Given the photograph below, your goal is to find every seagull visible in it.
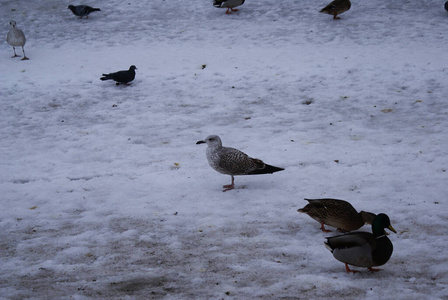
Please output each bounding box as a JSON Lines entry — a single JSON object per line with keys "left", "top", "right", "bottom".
{"left": 100, "top": 65, "right": 137, "bottom": 85}
{"left": 68, "top": 5, "right": 101, "bottom": 19}
{"left": 213, "top": 0, "right": 245, "bottom": 14}
{"left": 196, "top": 135, "right": 284, "bottom": 191}
{"left": 6, "top": 21, "right": 28, "bottom": 60}
{"left": 320, "top": 0, "right": 351, "bottom": 20}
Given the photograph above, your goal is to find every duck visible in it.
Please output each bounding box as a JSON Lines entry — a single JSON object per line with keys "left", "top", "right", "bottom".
{"left": 324, "top": 213, "right": 397, "bottom": 273}
{"left": 213, "top": 0, "right": 245, "bottom": 14}
{"left": 320, "top": 0, "right": 351, "bottom": 19}
{"left": 298, "top": 198, "right": 376, "bottom": 232}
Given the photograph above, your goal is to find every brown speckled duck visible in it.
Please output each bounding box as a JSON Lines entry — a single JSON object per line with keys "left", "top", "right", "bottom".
{"left": 324, "top": 213, "right": 396, "bottom": 273}
{"left": 298, "top": 198, "right": 376, "bottom": 232}
{"left": 320, "top": 0, "right": 351, "bottom": 19}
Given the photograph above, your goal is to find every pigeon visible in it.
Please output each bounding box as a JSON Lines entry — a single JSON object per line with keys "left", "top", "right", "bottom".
{"left": 320, "top": 0, "right": 351, "bottom": 19}
{"left": 6, "top": 21, "right": 28, "bottom": 60}
{"left": 68, "top": 5, "right": 101, "bottom": 19}
{"left": 100, "top": 65, "right": 137, "bottom": 85}
{"left": 196, "top": 135, "right": 284, "bottom": 191}
{"left": 213, "top": 0, "right": 245, "bottom": 14}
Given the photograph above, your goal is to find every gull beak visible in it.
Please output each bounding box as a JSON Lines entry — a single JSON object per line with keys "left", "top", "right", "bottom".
{"left": 196, "top": 140, "right": 205, "bottom": 145}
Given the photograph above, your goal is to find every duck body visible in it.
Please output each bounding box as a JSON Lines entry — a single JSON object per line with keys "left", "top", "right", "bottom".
{"left": 320, "top": 0, "right": 351, "bottom": 19}
{"left": 298, "top": 198, "right": 376, "bottom": 232}
{"left": 213, "top": 0, "right": 245, "bottom": 14}
{"left": 324, "top": 213, "right": 396, "bottom": 273}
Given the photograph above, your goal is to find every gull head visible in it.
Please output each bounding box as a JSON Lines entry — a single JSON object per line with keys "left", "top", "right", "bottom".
{"left": 196, "top": 135, "right": 222, "bottom": 148}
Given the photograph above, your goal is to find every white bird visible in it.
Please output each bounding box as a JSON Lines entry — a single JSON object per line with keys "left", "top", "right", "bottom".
{"left": 197, "top": 135, "right": 284, "bottom": 191}
{"left": 7, "top": 21, "right": 29, "bottom": 60}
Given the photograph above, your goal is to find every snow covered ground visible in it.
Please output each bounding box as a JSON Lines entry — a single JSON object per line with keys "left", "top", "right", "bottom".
{"left": 1, "top": 0, "right": 448, "bottom": 298}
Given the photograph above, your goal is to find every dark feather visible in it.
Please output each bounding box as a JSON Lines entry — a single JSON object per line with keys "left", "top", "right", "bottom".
{"left": 100, "top": 65, "right": 137, "bottom": 84}
{"left": 247, "top": 163, "right": 284, "bottom": 175}
{"left": 68, "top": 5, "right": 101, "bottom": 18}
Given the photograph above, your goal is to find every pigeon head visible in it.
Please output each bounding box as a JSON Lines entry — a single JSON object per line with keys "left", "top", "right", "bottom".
{"left": 130, "top": 65, "right": 137, "bottom": 71}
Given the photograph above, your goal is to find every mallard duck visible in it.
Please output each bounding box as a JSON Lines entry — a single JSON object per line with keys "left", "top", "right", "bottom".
{"left": 320, "top": 0, "right": 351, "bottom": 19}
{"left": 324, "top": 213, "right": 396, "bottom": 273}
{"left": 213, "top": 0, "right": 245, "bottom": 14}
{"left": 6, "top": 21, "right": 29, "bottom": 60}
{"left": 298, "top": 198, "right": 376, "bottom": 232}
{"left": 196, "top": 135, "right": 284, "bottom": 191}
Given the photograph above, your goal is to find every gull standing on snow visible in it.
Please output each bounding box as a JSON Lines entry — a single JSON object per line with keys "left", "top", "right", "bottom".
{"left": 213, "top": 0, "right": 245, "bottom": 14}
{"left": 6, "top": 21, "right": 29, "bottom": 60}
{"left": 196, "top": 135, "right": 284, "bottom": 191}
{"left": 68, "top": 5, "right": 101, "bottom": 19}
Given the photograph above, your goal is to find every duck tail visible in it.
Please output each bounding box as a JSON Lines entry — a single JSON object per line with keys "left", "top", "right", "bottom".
{"left": 213, "top": 0, "right": 224, "bottom": 8}
{"left": 324, "top": 241, "right": 334, "bottom": 252}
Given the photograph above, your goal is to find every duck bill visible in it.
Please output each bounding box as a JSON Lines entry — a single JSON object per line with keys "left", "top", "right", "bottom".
{"left": 388, "top": 225, "right": 397, "bottom": 234}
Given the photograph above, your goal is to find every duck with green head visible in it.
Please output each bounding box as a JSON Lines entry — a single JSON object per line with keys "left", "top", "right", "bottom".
{"left": 324, "top": 213, "right": 397, "bottom": 273}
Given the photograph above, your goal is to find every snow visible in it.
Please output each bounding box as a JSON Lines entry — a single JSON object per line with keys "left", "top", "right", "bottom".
{"left": 1, "top": 0, "right": 448, "bottom": 298}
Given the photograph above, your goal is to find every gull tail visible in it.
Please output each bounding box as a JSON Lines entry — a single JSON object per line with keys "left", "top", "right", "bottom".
{"left": 249, "top": 163, "right": 284, "bottom": 175}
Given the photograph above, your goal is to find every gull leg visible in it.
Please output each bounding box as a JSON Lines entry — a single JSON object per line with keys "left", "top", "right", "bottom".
{"left": 222, "top": 176, "right": 235, "bottom": 192}
{"left": 21, "top": 47, "right": 29, "bottom": 60}
{"left": 12, "top": 47, "right": 21, "bottom": 58}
